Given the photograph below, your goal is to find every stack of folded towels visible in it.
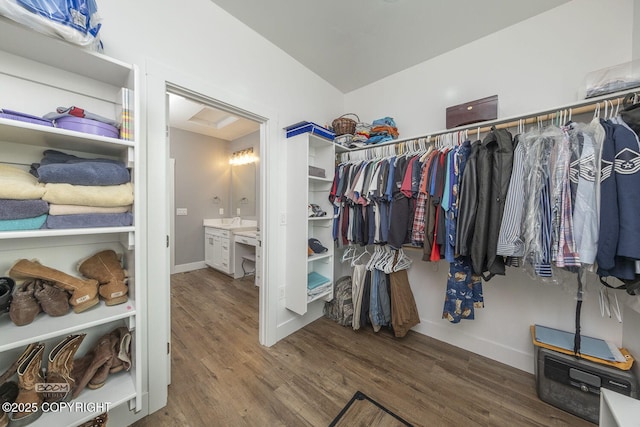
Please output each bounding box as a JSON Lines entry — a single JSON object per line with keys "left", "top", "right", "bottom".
{"left": 0, "top": 165, "right": 48, "bottom": 231}
{"left": 33, "top": 150, "right": 133, "bottom": 229}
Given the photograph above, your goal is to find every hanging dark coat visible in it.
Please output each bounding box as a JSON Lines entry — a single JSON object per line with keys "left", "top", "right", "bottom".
{"left": 471, "top": 128, "right": 514, "bottom": 279}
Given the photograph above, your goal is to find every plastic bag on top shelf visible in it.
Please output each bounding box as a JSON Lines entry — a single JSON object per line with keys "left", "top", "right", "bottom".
{"left": 0, "top": 0, "right": 102, "bottom": 50}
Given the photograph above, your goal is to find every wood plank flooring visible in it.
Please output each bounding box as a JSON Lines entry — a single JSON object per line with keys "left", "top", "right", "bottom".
{"left": 131, "top": 268, "right": 592, "bottom": 427}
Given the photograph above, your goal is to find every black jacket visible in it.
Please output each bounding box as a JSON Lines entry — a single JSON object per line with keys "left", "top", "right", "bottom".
{"left": 471, "top": 128, "right": 514, "bottom": 279}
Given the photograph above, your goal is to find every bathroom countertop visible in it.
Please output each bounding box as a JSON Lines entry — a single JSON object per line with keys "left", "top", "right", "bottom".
{"left": 203, "top": 218, "right": 257, "bottom": 231}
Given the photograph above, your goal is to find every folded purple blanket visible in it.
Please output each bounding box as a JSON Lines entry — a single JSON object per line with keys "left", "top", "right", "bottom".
{"left": 44, "top": 212, "right": 133, "bottom": 229}
{"left": 35, "top": 162, "right": 130, "bottom": 186}
{"left": 0, "top": 199, "right": 49, "bottom": 220}
{"left": 37, "top": 150, "right": 125, "bottom": 167}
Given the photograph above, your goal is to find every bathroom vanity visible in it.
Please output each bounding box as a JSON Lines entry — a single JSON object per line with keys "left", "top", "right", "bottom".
{"left": 203, "top": 218, "right": 257, "bottom": 276}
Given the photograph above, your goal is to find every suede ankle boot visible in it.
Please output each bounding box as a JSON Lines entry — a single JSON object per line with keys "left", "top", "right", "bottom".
{"left": 9, "top": 281, "right": 41, "bottom": 326}
{"left": 77, "top": 250, "right": 128, "bottom": 306}
{"left": 44, "top": 334, "right": 85, "bottom": 402}
{"left": 8, "top": 344, "right": 44, "bottom": 426}
{"left": 9, "top": 259, "right": 98, "bottom": 313}
{"left": 34, "top": 279, "right": 69, "bottom": 317}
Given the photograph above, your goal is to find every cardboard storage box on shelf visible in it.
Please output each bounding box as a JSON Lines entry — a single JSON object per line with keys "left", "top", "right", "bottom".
{"left": 584, "top": 60, "right": 640, "bottom": 98}
{"left": 285, "top": 121, "right": 335, "bottom": 140}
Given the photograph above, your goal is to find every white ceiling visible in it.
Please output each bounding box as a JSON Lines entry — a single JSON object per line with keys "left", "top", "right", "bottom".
{"left": 168, "top": 93, "right": 260, "bottom": 141}
{"left": 209, "top": 0, "right": 569, "bottom": 93}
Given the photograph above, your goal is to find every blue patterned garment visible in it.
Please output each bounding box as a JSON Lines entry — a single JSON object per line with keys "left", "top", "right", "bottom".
{"left": 443, "top": 257, "right": 483, "bottom": 323}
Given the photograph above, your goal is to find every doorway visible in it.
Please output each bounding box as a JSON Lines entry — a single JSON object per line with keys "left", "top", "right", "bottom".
{"left": 145, "top": 61, "right": 276, "bottom": 414}
{"left": 166, "top": 92, "right": 261, "bottom": 276}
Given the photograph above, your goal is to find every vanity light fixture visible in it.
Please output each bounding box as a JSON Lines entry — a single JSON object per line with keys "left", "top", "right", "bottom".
{"left": 229, "top": 147, "right": 257, "bottom": 165}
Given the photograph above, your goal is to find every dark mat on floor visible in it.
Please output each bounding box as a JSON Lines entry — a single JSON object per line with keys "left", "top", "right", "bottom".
{"left": 329, "top": 391, "right": 413, "bottom": 427}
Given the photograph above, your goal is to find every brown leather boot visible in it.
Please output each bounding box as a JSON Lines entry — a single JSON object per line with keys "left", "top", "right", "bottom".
{"left": 71, "top": 333, "right": 113, "bottom": 398}
{"left": 0, "top": 343, "right": 38, "bottom": 386}
{"left": 9, "top": 281, "right": 41, "bottom": 326}
{"left": 110, "top": 327, "right": 132, "bottom": 374}
{"left": 34, "top": 279, "right": 69, "bottom": 317}
{"left": 78, "top": 250, "right": 128, "bottom": 306}
{"left": 44, "top": 334, "right": 85, "bottom": 402}
{"left": 9, "top": 259, "right": 98, "bottom": 313}
{"left": 8, "top": 343, "right": 44, "bottom": 426}
{"left": 88, "top": 326, "right": 132, "bottom": 390}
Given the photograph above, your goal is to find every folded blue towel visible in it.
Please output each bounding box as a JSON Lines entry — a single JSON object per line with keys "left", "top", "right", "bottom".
{"left": 38, "top": 149, "right": 125, "bottom": 167}
{"left": 0, "top": 199, "right": 49, "bottom": 220}
{"left": 0, "top": 214, "right": 47, "bottom": 231}
{"left": 45, "top": 212, "right": 133, "bottom": 229}
{"left": 36, "top": 162, "right": 130, "bottom": 186}
{"left": 307, "top": 271, "right": 330, "bottom": 290}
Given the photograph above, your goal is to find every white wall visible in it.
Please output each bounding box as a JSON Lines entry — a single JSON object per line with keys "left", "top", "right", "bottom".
{"left": 94, "top": 0, "right": 344, "bottom": 413}
{"left": 344, "top": 0, "right": 635, "bottom": 373}
{"left": 170, "top": 127, "right": 229, "bottom": 267}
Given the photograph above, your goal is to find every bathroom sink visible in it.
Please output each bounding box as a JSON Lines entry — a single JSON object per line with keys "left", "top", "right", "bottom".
{"left": 203, "top": 218, "right": 257, "bottom": 231}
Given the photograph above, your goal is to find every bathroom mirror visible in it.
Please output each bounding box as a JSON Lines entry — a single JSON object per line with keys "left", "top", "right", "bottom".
{"left": 231, "top": 162, "right": 256, "bottom": 218}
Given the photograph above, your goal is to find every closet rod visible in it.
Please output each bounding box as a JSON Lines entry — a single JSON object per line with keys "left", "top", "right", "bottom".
{"left": 344, "top": 87, "right": 640, "bottom": 154}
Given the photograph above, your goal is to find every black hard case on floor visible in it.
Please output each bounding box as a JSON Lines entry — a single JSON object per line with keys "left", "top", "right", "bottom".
{"left": 535, "top": 346, "right": 638, "bottom": 424}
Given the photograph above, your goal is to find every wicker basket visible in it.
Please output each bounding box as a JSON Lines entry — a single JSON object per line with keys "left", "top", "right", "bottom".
{"left": 332, "top": 113, "right": 359, "bottom": 136}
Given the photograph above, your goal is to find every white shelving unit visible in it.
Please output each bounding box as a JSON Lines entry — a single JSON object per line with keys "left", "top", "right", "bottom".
{"left": 0, "top": 18, "right": 144, "bottom": 426}
{"left": 285, "top": 133, "right": 335, "bottom": 315}
{"left": 599, "top": 388, "right": 640, "bottom": 427}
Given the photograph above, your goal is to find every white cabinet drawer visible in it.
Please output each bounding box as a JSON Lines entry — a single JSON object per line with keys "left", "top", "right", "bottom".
{"left": 235, "top": 235, "right": 257, "bottom": 246}
{"left": 205, "top": 227, "right": 230, "bottom": 238}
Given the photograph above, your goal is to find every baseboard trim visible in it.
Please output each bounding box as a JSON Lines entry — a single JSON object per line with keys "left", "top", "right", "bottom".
{"left": 412, "top": 319, "right": 535, "bottom": 374}
{"left": 276, "top": 300, "right": 325, "bottom": 342}
{"left": 173, "top": 261, "right": 207, "bottom": 274}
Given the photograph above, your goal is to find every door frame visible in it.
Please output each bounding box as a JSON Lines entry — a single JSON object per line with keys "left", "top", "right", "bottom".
{"left": 145, "top": 59, "right": 277, "bottom": 413}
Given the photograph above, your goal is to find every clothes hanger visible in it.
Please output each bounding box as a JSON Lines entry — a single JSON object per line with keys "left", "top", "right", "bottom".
{"left": 393, "top": 249, "right": 413, "bottom": 271}
{"left": 599, "top": 284, "right": 622, "bottom": 322}
{"left": 351, "top": 245, "right": 370, "bottom": 267}
{"left": 341, "top": 245, "right": 355, "bottom": 263}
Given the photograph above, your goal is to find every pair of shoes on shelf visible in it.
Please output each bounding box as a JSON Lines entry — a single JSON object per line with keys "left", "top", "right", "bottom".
{"left": 9, "top": 259, "right": 99, "bottom": 314}
{"left": 77, "top": 250, "right": 128, "bottom": 307}
{"left": 8, "top": 249, "right": 129, "bottom": 314}
{"left": 72, "top": 327, "right": 131, "bottom": 399}
{"left": 9, "top": 279, "right": 70, "bottom": 326}
{"left": 0, "top": 333, "right": 94, "bottom": 426}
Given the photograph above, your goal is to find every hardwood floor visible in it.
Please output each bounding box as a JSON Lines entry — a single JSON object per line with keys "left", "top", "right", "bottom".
{"left": 131, "top": 268, "right": 592, "bottom": 427}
